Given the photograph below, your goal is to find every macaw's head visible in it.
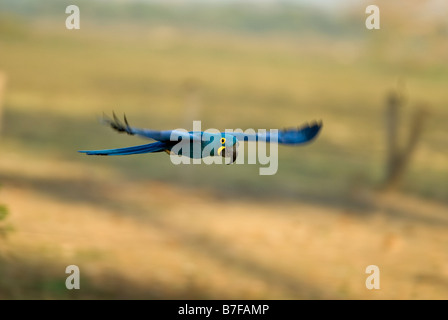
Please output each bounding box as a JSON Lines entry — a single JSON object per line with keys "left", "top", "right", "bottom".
{"left": 217, "top": 133, "right": 239, "bottom": 164}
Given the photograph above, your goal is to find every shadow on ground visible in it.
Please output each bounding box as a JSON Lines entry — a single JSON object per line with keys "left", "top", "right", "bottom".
{"left": 0, "top": 252, "right": 214, "bottom": 299}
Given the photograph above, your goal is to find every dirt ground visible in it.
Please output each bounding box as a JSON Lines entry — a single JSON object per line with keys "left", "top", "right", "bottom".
{"left": 1, "top": 152, "right": 447, "bottom": 299}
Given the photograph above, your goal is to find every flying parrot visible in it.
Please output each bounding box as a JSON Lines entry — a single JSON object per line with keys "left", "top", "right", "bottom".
{"left": 78, "top": 113, "right": 322, "bottom": 164}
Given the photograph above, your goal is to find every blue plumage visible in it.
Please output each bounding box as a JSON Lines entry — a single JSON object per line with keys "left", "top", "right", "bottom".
{"left": 230, "top": 122, "right": 322, "bottom": 144}
{"left": 80, "top": 141, "right": 167, "bottom": 156}
{"left": 78, "top": 113, "right": 322, "bottom": 164}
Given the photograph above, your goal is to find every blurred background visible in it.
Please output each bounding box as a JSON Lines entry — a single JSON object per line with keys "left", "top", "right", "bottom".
{"left": 0, "top": 0, "right": 447, "bottom": 299}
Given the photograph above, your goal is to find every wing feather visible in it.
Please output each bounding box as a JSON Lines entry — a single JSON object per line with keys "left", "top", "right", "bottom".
{"left": 230, "top": 121, "right": 322, "bottom": 145}
{"left": 102, "top": 113, "right": 200, "bottom": 142}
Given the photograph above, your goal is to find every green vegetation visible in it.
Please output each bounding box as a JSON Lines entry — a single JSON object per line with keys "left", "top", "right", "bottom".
{"left": 0, "top": 201, "right": 10, "bottom": 238}
{"left": 0, "top": 4, "right": 446, "bottom": 201}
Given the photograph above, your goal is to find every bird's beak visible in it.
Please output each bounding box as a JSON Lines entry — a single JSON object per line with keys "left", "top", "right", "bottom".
{"left": 224, "top": 144, "right": 238, "bottom": 165}
{"left": 217, "top": 146, "right": 225, "bottom": 156}
{"left": 229, "top": 148, "right": 238, "bottom": 164}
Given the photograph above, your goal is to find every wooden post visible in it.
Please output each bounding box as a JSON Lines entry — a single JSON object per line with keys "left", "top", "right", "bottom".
{"left": 383, "top": 89, "right": 428, "bottom": 191}
{"left": 385, "top": 90, "right": 402, "bottom": 185}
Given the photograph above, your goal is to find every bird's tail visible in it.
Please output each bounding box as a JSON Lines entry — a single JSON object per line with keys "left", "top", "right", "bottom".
{"left": 79, "top": 141, "right": 167, "bottom": 156}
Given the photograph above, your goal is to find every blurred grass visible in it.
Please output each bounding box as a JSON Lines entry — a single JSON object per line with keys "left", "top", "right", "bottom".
{"left": 0, "top": 0, "right": 447, "bottom": 299}
{"left": 0, "top": 19, "right": 446, "bottom": 201}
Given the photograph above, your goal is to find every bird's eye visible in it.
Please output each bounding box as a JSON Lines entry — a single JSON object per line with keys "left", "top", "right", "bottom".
{"left": 220, "top": 138, "right": 226, "bottom": 144}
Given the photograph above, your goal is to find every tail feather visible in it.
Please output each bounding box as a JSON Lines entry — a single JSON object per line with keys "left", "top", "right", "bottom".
{"left": 79, "top": 141, "right": 167, "bottom": 156}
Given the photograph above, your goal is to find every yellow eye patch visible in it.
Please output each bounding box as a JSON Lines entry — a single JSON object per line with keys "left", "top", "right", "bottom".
{"left": 220, "top": 137, "right": 226, "bottom": 144}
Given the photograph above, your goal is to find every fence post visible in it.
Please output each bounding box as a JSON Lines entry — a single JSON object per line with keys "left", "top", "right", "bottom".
{"left": 383, "top": 89, "right": 428, "bottom": 191}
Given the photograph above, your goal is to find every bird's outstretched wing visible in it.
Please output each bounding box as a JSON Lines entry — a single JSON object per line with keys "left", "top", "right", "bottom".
{"left": 230, "top": 121, "right": 322, "bottom": 145}
{"left": 79, "top": 141, "right": 168, "bottom": 156}
{"left": 102, "top": 113, "right": 200, "bottom": 142}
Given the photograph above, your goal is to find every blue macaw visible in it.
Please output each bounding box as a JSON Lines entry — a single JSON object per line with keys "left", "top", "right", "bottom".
{"left": 79, "top": 113, "right": 322, "bottom": 164}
